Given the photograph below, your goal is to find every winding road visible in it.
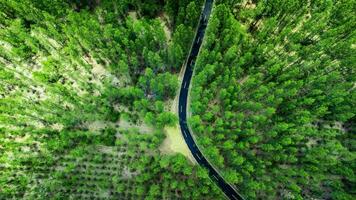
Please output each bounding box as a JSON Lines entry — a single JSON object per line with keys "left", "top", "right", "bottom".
{"left": 178, "top": 0, "right": 245, "bottom": 200}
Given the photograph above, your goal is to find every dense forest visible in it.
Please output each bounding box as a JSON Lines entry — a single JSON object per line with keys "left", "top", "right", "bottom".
{"left": 1, "top": 0, "right": 355, "bottom": 200}
{"left": 0, "top": 0, "right": 225, "bottom": 199}
{"left": 190, "top": 0, "right": 355, "bottom": 199}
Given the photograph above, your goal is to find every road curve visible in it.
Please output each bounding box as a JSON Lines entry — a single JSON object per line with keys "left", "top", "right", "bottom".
{"left": 178, "top": 0, "right": 246, "bottom": 200}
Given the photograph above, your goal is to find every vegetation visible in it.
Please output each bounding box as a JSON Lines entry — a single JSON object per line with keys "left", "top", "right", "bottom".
{"left": 0, "top": 0, "right": 224, "bottom": 199}
{"left": 190, "top": 1, "right": 355, "bottom": 199}
{"left": 1, "top": 0, "right": 355, "bottom": 200}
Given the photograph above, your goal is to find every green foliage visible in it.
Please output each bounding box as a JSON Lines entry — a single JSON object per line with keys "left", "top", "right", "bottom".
{"left": 190, "top": 1, "right": 356, "bottom": 199}
{"left": 130, "top": 154, "right": 224, "bottom": 200}
{"left": 0, "top": 0, "right": 224, "bottom": 199}
{"left": 138, "top": 68, "right": 178, "bottom": 100}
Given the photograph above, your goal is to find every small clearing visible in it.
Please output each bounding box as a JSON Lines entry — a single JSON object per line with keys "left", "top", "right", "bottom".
{"left": 238, "top": 75, "right": 249, "bottom": 84}
{"left": 117, "top": 119, "right": 153, "bottom": 134}
{"left": 86, "top": 119, "right": 153, "bottom": 134}
{"left": 244, "top": 0, "right": 256, "bottom": 9}
{"left": 159, "top": 125, "right": 196, "bottom": 164}
{"left": 87, "top": 120, "right": 108, "bottom": 132}
{"left": 51, "top": 123, "right": 64, "bottom": 131}
{"left": 128, "top": 11, "right": 138, "bottom": 21}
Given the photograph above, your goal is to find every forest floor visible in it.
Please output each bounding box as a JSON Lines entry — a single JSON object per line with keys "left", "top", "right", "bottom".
{"left": 128, "top": 11, "right": 138, "bottom": 21}
{"left": 158, "top": 12, "right": 171, "bottom": 41}
{"left": 117, "top": 119, "right": 153, "bottom": 134}
{"left": 86, "top": 119, "right": 153, "bottom": 134}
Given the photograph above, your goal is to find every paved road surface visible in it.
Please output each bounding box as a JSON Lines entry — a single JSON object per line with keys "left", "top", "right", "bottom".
{"left": 178, "top": 0, "right": 245, "bottom": 200}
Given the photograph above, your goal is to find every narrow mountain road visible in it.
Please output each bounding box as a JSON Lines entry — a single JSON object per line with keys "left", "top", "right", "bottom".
{"left": 178, "top": 0, "right": 245, "bottom": 200}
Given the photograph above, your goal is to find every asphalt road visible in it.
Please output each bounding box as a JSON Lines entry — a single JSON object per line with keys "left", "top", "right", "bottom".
{"left": 178, "top": 0, "right": 245, "bottom": 200}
